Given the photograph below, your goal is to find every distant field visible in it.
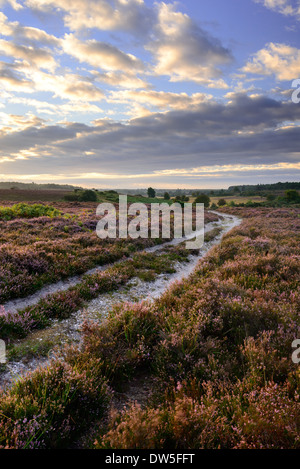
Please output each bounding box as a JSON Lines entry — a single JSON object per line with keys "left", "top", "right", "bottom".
{"left": 0, "top": 189, "right": 170, "bottom": 205}
{"left": 186, "top": 195, "right": 265, "bottom": 204}
{"left": 210, "top": 195, "right": 266, "bottom": 204}
{"left": 0, "top": 190, "right": 267, "bottom": 206}
{"left": 0, "top": 189, "right": 72, "bottom": 202}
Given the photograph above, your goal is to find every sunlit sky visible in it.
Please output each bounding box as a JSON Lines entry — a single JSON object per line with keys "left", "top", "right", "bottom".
{"left": 0, "top": 0, "right": 300, "bottom": 189}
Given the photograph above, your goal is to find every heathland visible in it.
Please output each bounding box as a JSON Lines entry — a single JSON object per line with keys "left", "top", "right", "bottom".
{"left": 0, "top": 193, "right": 299, "bottom": 449}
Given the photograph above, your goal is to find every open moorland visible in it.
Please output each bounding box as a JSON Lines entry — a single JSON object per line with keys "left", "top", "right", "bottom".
{"left": 0, "top": 200, "right": 299, "bottom": 449}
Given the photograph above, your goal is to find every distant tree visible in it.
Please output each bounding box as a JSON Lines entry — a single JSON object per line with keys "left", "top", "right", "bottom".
{"left": 164, "top": 192, "right": 170, "bottom": 200}
{"left": 266, "top": 194, "right": 276, "bottom": 201}
{"left": 147, "top": 187, "right": 156, "bottom": 198}
{"left": 218, "top": 198, "right": 227, "bottom": 206}
{"left": 233, "top": 186, "right": 240, "bottom": 193}
{"left": 175, "top": 194, "right": 190, "bottom": 202}
{"left": 194, "top": 194, "right": 210, "bottom": 208}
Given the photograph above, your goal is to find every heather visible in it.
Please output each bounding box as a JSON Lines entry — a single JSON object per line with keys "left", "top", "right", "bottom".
{"left": 94, "top": 207, "right": 300, "bottom": 449}
{"left": 97, "top": 376, "right": 300, "bottom": 449}
{"left": 0, "top": 207, "right": 299, "bottom": 449}
{"left": 0, "top": 355, "right": 110, "bottom": 449}
{"left": 0, "top": 202, "right": 218, "bottom": 303}
{"left": 0, "top": 244, "right": 193, "bottom": 340}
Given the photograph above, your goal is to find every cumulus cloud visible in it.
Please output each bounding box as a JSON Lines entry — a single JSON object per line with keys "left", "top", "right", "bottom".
{"left": 243, "top": 42, "right": 300, "bottom": 81}
{"left": 0, "top": 12, "right": 60, "bottom": 46}
{"left": 0, "top": 112, "right": 46, "bottom": 133}
{"left": 24, "top": 0, "right": 155, "bottom": 35}
{"left": 8, "top": 96, "right": 104, "bottom": 116}
{"left": 0, "top": 61, "right": 34, "bottom": 92}
{"left": 0, "top": 51, "right": 104, "bottom": 101}
{"left": 0, "top": 39, "right": 58, "bottom": 71}
{"left": 91, "top": 70, "right": 149, "bottom": 90}
{"left": 108, "top": 89, "right": 213, "bottom": 117}
{"left": 0, "top": 13, "right": 60, "bottom": 73}
{"left": 0, "top": 0, "right": 23, "bottom": 10}
{"left": 31, "top": 70, "right": 105, "bottom": 101}
{"left": 254, "top": 0, "right": 300, "bottom": 19}
{"left": 62, "top": 34, "right": 144, "bottom": 72}
{"left": 147, "top": 3, "right": 232, "bottom": 86}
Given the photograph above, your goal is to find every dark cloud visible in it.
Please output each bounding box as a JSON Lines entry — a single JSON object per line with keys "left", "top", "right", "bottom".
{"left": 0, "top": 94, "right": 299, "bottom": 180}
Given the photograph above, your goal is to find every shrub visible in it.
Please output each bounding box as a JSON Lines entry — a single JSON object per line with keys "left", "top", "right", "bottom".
{"left": 194, "top": 194, "right": 210, "bottom": 208}
{"left": 218, "top": 199, "right": 227, "bottom": 206}
{"left": 79, "top": 190, "right": 98, "bottom": 202}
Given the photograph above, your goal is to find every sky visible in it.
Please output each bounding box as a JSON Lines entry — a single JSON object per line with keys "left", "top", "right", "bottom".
{"left": 0, "top": 0, "right": 299, "bottom": 189}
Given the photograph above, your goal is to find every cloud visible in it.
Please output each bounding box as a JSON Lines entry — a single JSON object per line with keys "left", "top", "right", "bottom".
{"left": 31, "top": 70, "right": 105, "bottom": 101}
{"left": 243, "top": 42, "right": 300, "bottom": 81}
{"left": 108, "top": 89, "right": 213, "bottom": 117}
{"left": 0, "top": 61, "right": 34, "bottom": 92}
{"left": 0, "top": 13, "right": 60, "bottom": 72}
{"left": 147, "top": 2, "right": 232, "bottom": 86}
{"left": 0, "top": 57, "right": 104, "bottom": 101}
{"left": 254, "top": 0, "right": 300, "bottom": 19}
{"left": 0, "top": 112, "right": 46, "bottom": 133}
{"left": 0, "top": 15, "right": 106, "bottom": 101}
{"left": 62, "top": 34, "right": 144, "bottom": 72}
{"left": 0, "top": 94, "right": 299, "bottom": 180}
{"left": 0, "top": 38, "right": 58, "bottom": 71}
{"left": 8, "top": 96, "right": 104, "bottom": 116}
{"left": 0, "top": 12, "right": 60, "bottom": 47}
{"left": 91, "top": 70, "right": 149, "bottom": 90}
{"left": 0, "top": 0, "right": 23, "bottom": 10}
{"left": 24, "top": 0, "right": 155, "bottom": 35}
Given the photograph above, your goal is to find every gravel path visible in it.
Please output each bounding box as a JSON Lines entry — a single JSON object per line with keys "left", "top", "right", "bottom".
{"left": 0, "top": 212, "right": 241, "bottom": 389}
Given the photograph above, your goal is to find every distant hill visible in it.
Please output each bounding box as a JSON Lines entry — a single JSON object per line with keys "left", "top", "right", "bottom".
{"left": 0, "top": 182, "right": 82, "bottom": 191}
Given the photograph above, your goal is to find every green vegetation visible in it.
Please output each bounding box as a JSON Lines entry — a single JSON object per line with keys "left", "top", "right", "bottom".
{"left": 0, "top": 203, "right": 61, "bottom": 220}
